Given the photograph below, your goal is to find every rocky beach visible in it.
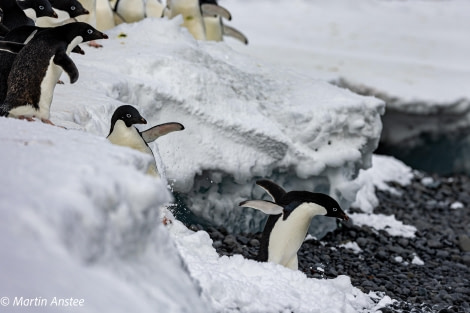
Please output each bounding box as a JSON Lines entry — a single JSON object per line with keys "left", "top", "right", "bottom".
{"left": 199, "top": 169, "right": 470, "bottom": 313}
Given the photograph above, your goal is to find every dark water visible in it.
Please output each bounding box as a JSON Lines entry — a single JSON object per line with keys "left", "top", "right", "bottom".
{"left": 377, "top": 133, "right": 470, "bottom": 175}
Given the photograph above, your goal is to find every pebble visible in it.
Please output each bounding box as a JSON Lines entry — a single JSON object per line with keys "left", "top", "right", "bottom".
{"left": 198, "top": 173, "right": 470, "bottom": 313}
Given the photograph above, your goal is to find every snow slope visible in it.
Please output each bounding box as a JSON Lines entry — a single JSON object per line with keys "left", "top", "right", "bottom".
{"left": 224, "top": 0, "right": 470, "bottom": 105}
{"left": 224, "top": 0, "right": 470, "bottom": 167}
{"left": 0, "top": 4, "right": 431, "bottom": 312}
{"left": 0, "top": 118, "right": 210, "bottom": 312}
{"left": 48, "top": 17, "right": 384, "bottom": 236}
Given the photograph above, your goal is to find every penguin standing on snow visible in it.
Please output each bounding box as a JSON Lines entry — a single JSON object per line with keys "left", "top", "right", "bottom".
{"left": 200, "top": 0, "right": 247, "bottom": 44}
{"left": 239, "top": 180, "right": 349, "bottom": 270}
{"left": 0, "top": 22, "right": 108, "bottom": 123}
{"left": 107, "top": 105, "right": 184, "bottom": 178}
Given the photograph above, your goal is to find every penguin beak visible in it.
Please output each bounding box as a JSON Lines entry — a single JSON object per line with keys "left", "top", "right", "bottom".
{"left": 341, "top": 213, "right": 349, "bottom": 221}
{"left": 139, "top": 117, "right": 147, "bottom": 124}
{"left": 52, "top": 11, "right": 58, "bottom": 18}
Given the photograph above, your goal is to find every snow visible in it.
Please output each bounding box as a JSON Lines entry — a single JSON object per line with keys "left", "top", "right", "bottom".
{"left": 411, "top": 255, "right": 425, "bottom": 266}
{"left": 351, "top": 155, "right": 413, "bottom": 213}
{"left": 224, "top": 0, "right": 470, "bottom": 105}
{"left": 0, "top": 117, "right": 210, "bottom": 313}
{"left": 350, "top": 213, "right": 417, "bottom": 238}
{"left": 339, "top": 241, "right": 363, "bottom": 254}
{"left": 46, "top": 17, "right": 384, "bottom": 237}
{"left": 168, "top": 220, "right": 386, "bottom": 313}
{"left": 450, "top": 201, "right": 464, "bottom": 210}
{"left": 4, "top": 0, "right": 461, "bottom": 311}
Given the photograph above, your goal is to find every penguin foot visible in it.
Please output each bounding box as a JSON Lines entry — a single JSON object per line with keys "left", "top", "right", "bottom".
{"left": 18, "top": 115, "right": 36, "bottom": 122}
{"left": 162, "top": 216, "right": 172, "bottom": 226}
{"left": 87, "top": 40, "right": 103, "bottom": 48}
{"left": 41, "top": 118, "right": 56, "bottom": 126}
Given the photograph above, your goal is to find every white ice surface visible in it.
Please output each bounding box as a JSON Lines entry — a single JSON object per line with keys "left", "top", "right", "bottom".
{"left": 339, "top": 241, "right": 363, "bottom": 254}
{"left": 350, "top": 213, "right": 417, "bottom": 238}
{"left": 224, "top": 0, "right": 470, "bottom": 105}
{"left": 168, "top": 219, "right": 388, "bottom": 313}
{"left": 352, "top": 155, "right": 413, "bottom": 213}
{"left": 47, "top": 17, "right": 384, "bottom": 235}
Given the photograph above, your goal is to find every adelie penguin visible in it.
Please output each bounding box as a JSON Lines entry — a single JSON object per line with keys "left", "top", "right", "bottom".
{"left": 0, "top": 0, "right": 58, "bottom": 30}
{"left": 36, "top": 0, "right": 90, "bottom": 28}
{"left": 200, "top": 0, "right": 248, "bottom": 44}
{"left": 0, "top": 22, "right": 108, "bottom": 123}
{"left": 239, "top": 180, "right": 349, "bottom": 270}
{"left": 107, "top": 105, "right": 184, "bottom": 178}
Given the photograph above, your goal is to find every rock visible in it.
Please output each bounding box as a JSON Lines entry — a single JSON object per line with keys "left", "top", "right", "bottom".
{"left": 458, "top": 234, "right": 470, "bottom": 252}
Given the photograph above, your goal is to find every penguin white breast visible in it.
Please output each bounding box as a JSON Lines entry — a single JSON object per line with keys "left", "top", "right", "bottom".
{"left": 116, "top": 0, "right": 145, "bottom": 23}
{"left": 168, "top": 0, "right": 206, "bottom": 40}
{"left": 107, "top": 120, "right": 152, "bottom": 155}
{"left": 204, "top": 16, "right": 223, "bottom": 41}
{"left": 107, "top": 120, "right": 159, "bottom": 177}
{"left": 66, "top": 36, "right": 84, "bottom": 54}
{"left": 267, "top": 203, "right": 327, "bottom": 268}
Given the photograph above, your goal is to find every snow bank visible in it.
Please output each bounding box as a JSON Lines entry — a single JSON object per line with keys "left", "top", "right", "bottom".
{"left": 224, "top": 0, "right": 470, "bottom": 174}
{"left": 49, "top": 18, "right": 384, "bottom": 237}
{"left": 0, "top": 117, "right": 209, "bottom": 313}
{"left": 168, "top": 220, "right": 386, "bottom": 313}
{"left": 352, "top": 155, "right": 413, "bottom": 213}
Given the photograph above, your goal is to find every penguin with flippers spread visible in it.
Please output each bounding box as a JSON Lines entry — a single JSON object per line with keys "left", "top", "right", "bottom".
{"left": 0, "top": 22, "right": 108, "bottom": 124}
{"left": 240, "top": 180, "right": 349, "bottom": 270}
{"left": 107, "top": 105, "right": 184, "bottom": 178}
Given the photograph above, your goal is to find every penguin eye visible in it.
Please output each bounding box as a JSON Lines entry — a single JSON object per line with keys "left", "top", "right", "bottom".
{"left": 39, "top": 5, "right": 44, "bottom": 10}
{"left": 87, "top": 29, "right": 93, "bottom": 34}
{"left": 126, "top": 114, "right": 132, "bottom": 118}
{"left": 333, "top": 208, "right": 338, "bottom": 212}
{"left": 70, "top": 5, "right": 76, "bottom": 10}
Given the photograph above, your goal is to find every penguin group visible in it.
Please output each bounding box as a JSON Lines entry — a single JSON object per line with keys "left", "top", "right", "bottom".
{"left": 0, "top": 0, "right": 109, "bottom": 123}
{"left": 0, "top": 0, "right": 349, "bottom": 273}
{"left": 94, "top": 0, "right": 248, "bottom": 44}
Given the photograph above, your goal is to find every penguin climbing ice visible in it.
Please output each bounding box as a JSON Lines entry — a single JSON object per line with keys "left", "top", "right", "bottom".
{"left": 0, "top": 22, "right": 108, "bottom": 123}
{"left": 239, "top": 180, "right": 349, "bottom": 270}
{"left": 107, "top": 105, "right": 184, "bottom": 178}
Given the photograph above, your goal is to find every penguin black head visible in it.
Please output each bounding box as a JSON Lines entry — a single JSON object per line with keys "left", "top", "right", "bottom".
{"left": 48, "top": 0, "right": 90, "bottom": 18}
{"left": 17, "top": 0, "right": 58, "bottom": 18}
{"left": 240, "top": 180, "right": 349, "bottom": 221}
{"left": 288, "top": 192, "right": 349, "bottom": 221}
{"left": 109, "top": 105, "right": 147, "bottom": 134}
{"left": 54, "top": 22, "right": 108, "bottom": 44}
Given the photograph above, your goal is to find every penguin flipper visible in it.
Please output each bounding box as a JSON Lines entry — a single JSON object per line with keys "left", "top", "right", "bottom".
{"left": 53, "top": 50, "right": 79, "bottom": 83}
{"left": 0, "top": 41, "right": 25, "bottom": 54}
{"left": 239, "top": 200, "right": 283, "bottom": 215}
{"left": 256, "top": 180, "right": 286, "bottom": 203}
{"left": 222, "top": 25, "right": 248, "bottom": 45}
{"left": 201, "top": 3, "right": 231, "bottom": 21}
{"left": 141, "top": 122, "right": 184, "bottom": 143}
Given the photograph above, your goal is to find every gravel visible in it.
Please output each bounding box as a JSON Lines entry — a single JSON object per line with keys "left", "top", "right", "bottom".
{"left": 191, "top": 171, "right": 470, "bottom": 313}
